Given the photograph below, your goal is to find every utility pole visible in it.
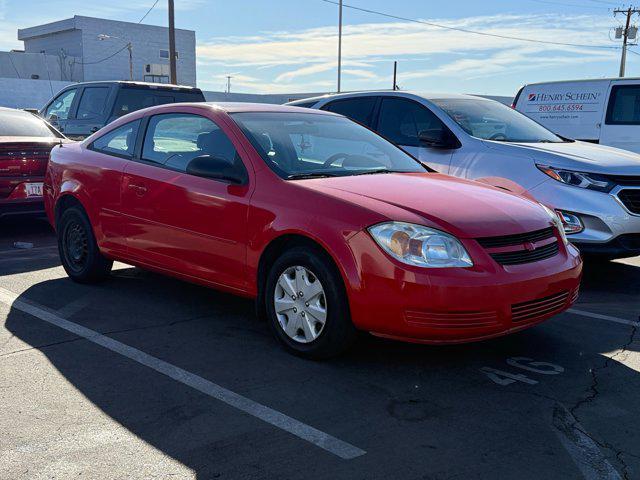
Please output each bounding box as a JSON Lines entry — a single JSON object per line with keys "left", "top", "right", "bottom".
{"left": 127, "top": 43, "right": 133, "bottom": 81}
{"left": 614, "top": 6, "right": 640, "bottom": 77}
{"left": 337, "top": 0, "right": 342, "bottom": 93}
{"left": 226, "top": 75, "right": 232, "bottom": 94}
{"left": 168, "top": 0, "right": 178, "bottom": 84}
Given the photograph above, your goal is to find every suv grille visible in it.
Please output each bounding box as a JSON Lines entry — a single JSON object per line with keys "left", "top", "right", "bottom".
{"left": 618, "top": 189, "right": 640, "bottom": 214}
{"left": 476, "top": 227, "right": 554, "bottom": 248}
{"left": 489, "top": 241, "right": 559, "bottom": 266}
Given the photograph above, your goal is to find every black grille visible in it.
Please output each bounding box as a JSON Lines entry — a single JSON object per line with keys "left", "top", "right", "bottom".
{"left": 511, "top": 291, "right": 569, "bottom": 322}
{"left": 490, "top": 241, "right": 559, "bottom": 266}
{"left": 476, "top": 227, "right": 555, "bottom": 248}
{"left": 603, "top": 175, "right": 640, "bottom": 186}
{"left": 618, "top": 189, "right": 640, "bottom": 214}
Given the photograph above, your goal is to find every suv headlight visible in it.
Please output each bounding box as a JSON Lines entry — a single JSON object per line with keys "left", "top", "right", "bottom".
{"left": 368, "top": 222, "right": 473, "bottom": 268}
{"left": 539, "top": 204, "right": 569, "bottom": 245}
{"left": 536, "top": 165, "right": 615, "bottom": 193}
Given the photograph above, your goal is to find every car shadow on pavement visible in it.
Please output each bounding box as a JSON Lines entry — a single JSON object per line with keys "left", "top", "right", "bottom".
{"left": 2, "top": 260, "right": 640, "bottom": 479}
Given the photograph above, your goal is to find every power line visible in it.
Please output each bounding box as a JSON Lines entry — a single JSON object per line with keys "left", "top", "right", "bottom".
{"left": 138, "top": 0, "right": 160, "bottom": 24}
{"left": 76, "top": 43, "right": 130, "bottom": 65}
{"left": 319, "top": 0, "right": 622, "bottom": 50}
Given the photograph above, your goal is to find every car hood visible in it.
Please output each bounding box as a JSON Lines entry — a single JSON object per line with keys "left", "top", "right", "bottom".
{"left": 298, "top": 173, "right": 553, "bottom": 238}
{"left": 483, "top": 140, "right": 640, "bottom": 174}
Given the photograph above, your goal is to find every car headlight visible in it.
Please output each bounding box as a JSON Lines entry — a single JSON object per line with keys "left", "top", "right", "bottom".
{"left": 539, "top": 204, "right": 569, "bottom": 245}
{"left": 536, "top": 165, "right": 615, "bottom": 193}
{"left": 368, "top": 222, "right": 473, "bottom": 268}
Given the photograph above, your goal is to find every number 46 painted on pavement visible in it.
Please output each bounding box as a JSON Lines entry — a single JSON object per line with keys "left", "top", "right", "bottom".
{"left": 480, "top": 357, "right": 565, "bottom": 386}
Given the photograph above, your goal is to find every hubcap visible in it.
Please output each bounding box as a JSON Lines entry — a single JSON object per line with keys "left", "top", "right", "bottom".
{"left": 274, "top": 266, "right": 327, "bottom": 344}
{"left": 63, "top": 221, "right": 88, "bottom": 272}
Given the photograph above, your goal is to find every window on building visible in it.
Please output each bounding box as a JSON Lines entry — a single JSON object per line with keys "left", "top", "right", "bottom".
{"left": 90, "top": 120, "right": 141, "bottom": 158}
{"left": 76, "top": 87, "right": 110, "bottom": 120}
{"left": 160, "top": 49, "right": 179, "bottom": 59}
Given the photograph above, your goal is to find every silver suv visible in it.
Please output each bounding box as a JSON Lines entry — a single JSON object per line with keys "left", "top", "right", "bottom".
{"left": 289, "top": 91, "right": 640, "bottom": 259}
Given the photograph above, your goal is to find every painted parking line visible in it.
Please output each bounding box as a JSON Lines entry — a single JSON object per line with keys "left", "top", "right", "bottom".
{"left": 0, "top": 287, "right": 366, "bottom": 460}
{"left": 568, "top": 309, "right": 640, "bottom": 328}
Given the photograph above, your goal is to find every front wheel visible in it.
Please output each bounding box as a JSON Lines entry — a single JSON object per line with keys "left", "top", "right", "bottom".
{"left": 57, "top": 206, "right": 113, "bottom": 283}
{"left": 265, "top": 246, "right": 356, "bottom": 359}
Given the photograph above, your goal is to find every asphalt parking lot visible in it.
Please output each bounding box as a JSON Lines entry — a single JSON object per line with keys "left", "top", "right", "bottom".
{"left": 0, "top": 217, "right": 639, "bottom": 480}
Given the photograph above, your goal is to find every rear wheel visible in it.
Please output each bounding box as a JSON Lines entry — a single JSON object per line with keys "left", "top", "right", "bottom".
{"left": 58, "top": 206, "right": 112, "bottom": 283}
{"left": 265, "top": 246, "right": 356, "bottom": 359}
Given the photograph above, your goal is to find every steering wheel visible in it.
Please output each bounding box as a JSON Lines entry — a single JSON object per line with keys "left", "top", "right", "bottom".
{"left": 489, "top": 133, "right": 507, "bottom": 141}
{"left": 323, "top": 153, "right": 350, "bottom": 168}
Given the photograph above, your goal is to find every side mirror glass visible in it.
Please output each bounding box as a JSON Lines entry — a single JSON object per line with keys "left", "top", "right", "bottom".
{"left": 186, "top": 155, "right": 246, "bottom": 184}
{"left": 418, "top": 129, "right": 457, "bottom": 149}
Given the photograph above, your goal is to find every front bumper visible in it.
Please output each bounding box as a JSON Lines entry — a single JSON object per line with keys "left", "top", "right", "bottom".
{"left": 529, "top": 180, "right": 640, "bottom": 259}
{"left": 346, "top": 231, "right": 583, "bottom": 344}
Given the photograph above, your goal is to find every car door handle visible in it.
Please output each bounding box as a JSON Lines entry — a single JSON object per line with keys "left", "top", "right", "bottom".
{"left": 128, "top": 183, "right": 147, "bottom": 195}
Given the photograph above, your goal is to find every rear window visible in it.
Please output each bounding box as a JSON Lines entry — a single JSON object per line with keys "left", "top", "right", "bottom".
{"left": 113, "top": 88, "right": 204, "bottom": 117}
{"left": 0, "top": 110, "right": 60, "bottom": 137}
{"left": 606, "top": 85, "right": 640, "bottom": 125}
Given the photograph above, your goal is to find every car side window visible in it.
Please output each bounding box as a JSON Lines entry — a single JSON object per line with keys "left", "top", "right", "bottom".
{"left": 322, "top": 97, "right": 377, "bottom": 126}
{"left": 76, "top": 87, "right": 110, "bottom": 120}
{"left": 377, "top": 97, "right": 446, "bottom": 147}
{"left": 45, "top": 88, "right": 77, "bottom": 121}
{"left": 141, "top": 113, "right": 246, "bottom": 176}
{"left": 606, "top": 85, "right": 640, "bottom": 125}
{"left": 90, "top": 120, "right": 140, "bottom": 158}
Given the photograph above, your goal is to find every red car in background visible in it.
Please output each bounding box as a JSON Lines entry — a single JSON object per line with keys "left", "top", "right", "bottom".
{"left": 44, "top": 103, "right": 582, "bottom": 358}
{"left": 0, "top": 107, "right": 66, "bottom": 219}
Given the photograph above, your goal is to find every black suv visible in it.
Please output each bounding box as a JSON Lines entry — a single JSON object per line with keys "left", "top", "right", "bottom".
{"left": 40, "top": 81, "right": 206, "bottom": 140}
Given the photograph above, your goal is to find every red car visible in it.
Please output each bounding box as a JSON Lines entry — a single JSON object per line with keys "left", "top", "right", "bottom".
{"left": 0, "top": 108, "right": 66, "bottom": 219}
{"left": 44, "top": 103, "right": 582, "bottom": 358}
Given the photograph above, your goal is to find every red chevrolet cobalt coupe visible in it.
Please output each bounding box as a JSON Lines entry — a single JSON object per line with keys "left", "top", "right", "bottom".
{"left": 44, "top": 103, "right": 582, "bottom": 358}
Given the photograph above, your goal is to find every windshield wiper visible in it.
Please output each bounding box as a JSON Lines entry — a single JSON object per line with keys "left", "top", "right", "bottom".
{"left": 286, "top": 172, "right": 340, "bottom": 180}
{"left": 351, "top": 169, "right": 410, "bottom": 176}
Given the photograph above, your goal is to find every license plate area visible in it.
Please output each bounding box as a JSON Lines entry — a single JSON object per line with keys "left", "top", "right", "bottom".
{"left": 25, "top": 182, "right": 43, "bottom": 197}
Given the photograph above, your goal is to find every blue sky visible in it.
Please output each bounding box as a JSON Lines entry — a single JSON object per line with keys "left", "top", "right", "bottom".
{"left": 0, "top": 0, "right": 637, "bottom": 95}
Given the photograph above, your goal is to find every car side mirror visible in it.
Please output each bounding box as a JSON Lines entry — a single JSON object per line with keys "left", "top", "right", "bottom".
{"left": 186, "top": 155, "right": 246, "bottom": 184}
{"left": 418, "top": 129, "right": 457, "bottom": 149}
{"left": 47, "top": 114, "right": 59, "bottom": 125}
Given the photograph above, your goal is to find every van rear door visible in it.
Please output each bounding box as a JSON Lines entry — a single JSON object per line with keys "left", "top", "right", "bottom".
{"left": 515, "top": 81, "right": 609, "bottom": 141}
{"left": 600, "top": 80, "right": 640, "bottom": 153}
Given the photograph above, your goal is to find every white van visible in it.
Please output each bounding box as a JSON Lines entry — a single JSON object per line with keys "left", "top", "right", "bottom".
{"left": 514, "top": 78, "right": 640, "bottom": 153}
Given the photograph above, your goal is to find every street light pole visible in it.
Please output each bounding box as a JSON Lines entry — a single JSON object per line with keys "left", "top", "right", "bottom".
{"left": 127, "top": 43, "right": 133, "bottom": 81}
{"left": 168, "top": 0, "right": 178, "bottom": 84}
{"left": 337, "top": 0, "right": 342, "bottom": 93}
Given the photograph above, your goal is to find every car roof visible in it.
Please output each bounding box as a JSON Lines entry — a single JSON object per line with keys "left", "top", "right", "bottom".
{"left": 202, "top": 102, "right": 338, "bottom": 115}
{"left": 522, "top": 77, "right": 640, "bottom": 87}
{"left": 287, "top": 91, "right": 484, "bottom": 105}
{"left": 61, "top": 80, "right": 202, "bottom": 92}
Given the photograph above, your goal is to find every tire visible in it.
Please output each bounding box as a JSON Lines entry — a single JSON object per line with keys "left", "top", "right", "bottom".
{"left": 57, "top": 206, "right": 113, "bottom": 283}
{"left": 265, "top": 246, "right": 356, "bottom": 359}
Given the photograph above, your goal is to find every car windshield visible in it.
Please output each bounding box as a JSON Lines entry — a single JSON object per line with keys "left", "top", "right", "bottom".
{"left": 0, "top": 110, "right": 61, "bottom": 138}
{"left": 231, "top": 112, "right": 426, "bottom": 179}
{"left": 431, "top": 98, "right": 565, "bottom": 143}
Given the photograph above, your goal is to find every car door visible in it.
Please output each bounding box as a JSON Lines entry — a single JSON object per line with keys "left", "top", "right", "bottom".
{"left": 600, "top": 82, "right": 640, "bottom": 153}
{"left": 374, "top": 97, "right": 454, "bottom": 173}
{"left": 64, "top": 85, "right": 113, "bottom": 139}
{"left": 120, "top": 109, "right": 252, "bottom": 291}
{"left": 84, "top": 118, "right": 142, "bottom": 254}
{"left": 42, "top": 87, "right": 79, "bottom": 135}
